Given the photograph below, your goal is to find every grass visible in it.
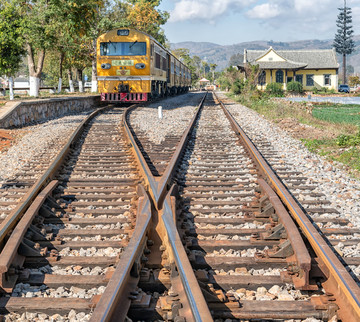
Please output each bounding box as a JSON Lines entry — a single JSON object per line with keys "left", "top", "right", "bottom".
{"left": 228, "top": 92, "right": 360, "bottom": 178}
{"left": 312, "top": 104, "right": 360, "bottom": 126}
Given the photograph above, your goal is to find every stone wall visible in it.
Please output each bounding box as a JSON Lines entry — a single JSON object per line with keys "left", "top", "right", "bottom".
{"left": 0, "top": 96, "right": 102, "bottom": 128}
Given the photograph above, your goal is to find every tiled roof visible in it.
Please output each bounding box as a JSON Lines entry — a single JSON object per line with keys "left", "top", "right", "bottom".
{"left": 245, "top": 48, "right": 339, "bottom": 69}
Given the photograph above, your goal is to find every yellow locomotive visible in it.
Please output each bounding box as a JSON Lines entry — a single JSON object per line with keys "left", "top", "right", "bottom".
{"left": 97, "top": 29, "right": 191, "bottom": 102}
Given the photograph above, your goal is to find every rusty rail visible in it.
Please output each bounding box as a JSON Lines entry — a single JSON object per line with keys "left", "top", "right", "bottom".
{"left": 89, "top": 185, "right": 152, "bottom": 322}
{"left": 161, "top": 186, "right": 213, "bottom": 321}
{"left": 0, "top": 106, "right": 110, "bottom": 249}
{"left": 156, "top": 93, "right": 207, "bottom": 208}
{"left": 215, "top": 92, "right": 360, "bottom": 321}
{"left": 0, "top": 180, "right": 58, "bottom": 292}
{"left": 122, "top": 93, "right": 207, "bottom": 210}
{"left": 120, "top": 93, "right": 212, "bottom": 321}
{"left": 257, "top": 178, "right": 312, "bottom": 290}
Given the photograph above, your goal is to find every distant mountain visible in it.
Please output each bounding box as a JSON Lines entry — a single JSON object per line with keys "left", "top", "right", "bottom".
{"left": 171, "top": 35, "right": 360, "bottom": 73}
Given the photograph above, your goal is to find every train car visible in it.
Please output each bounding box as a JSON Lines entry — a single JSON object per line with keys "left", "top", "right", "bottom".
{"left": 97, "top": 28, "right": 191, "bottom": 102}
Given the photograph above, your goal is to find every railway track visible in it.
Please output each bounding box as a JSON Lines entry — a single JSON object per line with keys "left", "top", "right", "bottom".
{"left": 125, "top": 92, "right": 360, "bottom": 321}
{"left": 0, "top": 92, "right": 359, "bottom": 321}
{"left": 0, "top": 107, "right": 144, "bottom": 320}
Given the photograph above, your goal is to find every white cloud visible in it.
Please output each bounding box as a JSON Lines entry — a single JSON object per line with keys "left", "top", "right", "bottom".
{"left": 245, "top": 0, "right": 355, "bottom": 36}
{"left": 247, "top": 3, "right": 281, "bottom": 19}
{"left": 293, "top": 0, "right": 315, "bottom": 13}
{"left": 169, "top": 0, "right": 252, "bottom": 22}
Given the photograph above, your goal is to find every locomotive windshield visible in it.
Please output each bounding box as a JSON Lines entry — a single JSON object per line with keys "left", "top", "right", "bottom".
{"left": 100, "top": 42, "right": 146, "bottom": 56}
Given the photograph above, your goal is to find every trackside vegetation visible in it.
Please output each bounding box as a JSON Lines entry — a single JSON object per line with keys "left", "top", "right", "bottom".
{"left": 221, "top": 65, "right": 360, "bottom": 177}
{"left": 0, "top": 0, "right": 169, "bottom": 98}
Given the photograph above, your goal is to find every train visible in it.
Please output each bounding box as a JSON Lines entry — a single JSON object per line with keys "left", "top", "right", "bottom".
{"left": 96, "top": 29, "right": 191, "bottom": 102}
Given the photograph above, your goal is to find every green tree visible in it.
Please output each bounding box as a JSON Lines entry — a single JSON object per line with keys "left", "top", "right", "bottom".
{"left": 17, "top": 0, "right": 60, "bottom": 96}
{"left": 333, "top": 0, "right": 355, "bottom": 84}
{"left": 192, "top": 56, "right": 202, "bottom": 78}
{"left": 53, "top": 0, "right": 102, "bottom": 92}
{"left": 348, "top": 76, "right": 360, "bottom": 88}
{"left": 218, "top": 66, "right": 244, "bottom": 92}
{"left": 125, "top": 0, "right": 169, "bottom": 45}
{"left": 229, "top": 53, "right": 243, "bottom": 67}
{"left": 210, "top": 63, "right": 217, "bottom": 83}
{"left": 0, "top": 1, "right": 26, "bottom": 100}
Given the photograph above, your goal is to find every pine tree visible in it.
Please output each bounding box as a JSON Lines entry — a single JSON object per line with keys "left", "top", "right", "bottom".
{"left": 333, "top": 0, "right": 355, "bottom": 84}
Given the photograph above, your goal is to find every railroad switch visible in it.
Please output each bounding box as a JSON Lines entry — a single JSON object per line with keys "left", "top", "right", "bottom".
{"left": 19, "top": 238, "right": 47, "bottom": 257}
{"left": 129, "top": 289, "right": 151, "bottom": 309}
{"left": 267, "top": 239, "right": 294, "bottom": 258}
{"left": 310, "top": 295, "right": 339, "bottom": 320}
{"left": 262, "top": 223, "right": 287, "bottom": 240}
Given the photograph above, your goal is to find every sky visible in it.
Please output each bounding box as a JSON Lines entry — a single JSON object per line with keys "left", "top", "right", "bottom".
{"left": 158, "top": 0, "right": 360, "bottom": 45}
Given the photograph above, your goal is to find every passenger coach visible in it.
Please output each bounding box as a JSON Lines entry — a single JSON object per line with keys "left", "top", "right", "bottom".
{"left": 97, "top": 29, "right": 191, "bottom": 102}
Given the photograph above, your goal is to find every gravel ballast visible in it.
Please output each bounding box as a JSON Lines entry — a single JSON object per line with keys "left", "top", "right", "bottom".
{"left": 219, "top": 92, "right": 360, "bottom": 264}
{"left": 0, "top": 112, "right": 91, "bottom": 183}
{"left": 130, "top": 92, "right": 203, "bottom": 144}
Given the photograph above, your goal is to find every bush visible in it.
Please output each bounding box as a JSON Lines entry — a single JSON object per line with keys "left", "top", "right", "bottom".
{"left": 311, "top": 86, "right": 319, "bottom": 94}
{"left": 287, "top": 81, "right": 303, "bottom": 93}
{"left": 265, "top": 82, "right": 284, "bottom": 97}
{"left": 232, "top": 79, "right": 245, "bottom": 95}
{"left": 336, "top": 132, "right": 360, "bottom": 147}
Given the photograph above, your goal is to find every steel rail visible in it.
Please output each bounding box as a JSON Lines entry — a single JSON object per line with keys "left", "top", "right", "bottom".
{"left": 162, "top": 188, "right": 214, "bottom": 322}
{"left": 215, "top": 92, "right": 360, "bottom": 321}
{"left": 89, "top": 185, "right": 152, "bottom": 322}
{"left": 156, "top": 93, "right": 207, "bottom": 208}
{"left": 0, "top": 180, "right": 59, "bottom": 291}
{"left": 121, "top": 93, "right": 212, "bottom": 321}
{"left": 0, "top": 106, "right": 110, "bottom": 249}
{"left": 257, "top": 178, "right": 312, "bottom": 289}
{"left": 122, "top": 93, "right": 207, "bottom": 209}
{"left": 122, "top": 105, "right": 157, "bottom": 203}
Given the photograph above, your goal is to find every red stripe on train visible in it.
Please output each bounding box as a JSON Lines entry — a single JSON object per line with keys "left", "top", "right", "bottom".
{"left": 101, "top": 93, "right": 148, "bottom": 102}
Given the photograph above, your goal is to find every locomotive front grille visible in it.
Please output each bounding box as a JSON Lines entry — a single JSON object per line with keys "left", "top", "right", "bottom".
{"left": 101, "top": 92, "right": 148, "bottom": 102}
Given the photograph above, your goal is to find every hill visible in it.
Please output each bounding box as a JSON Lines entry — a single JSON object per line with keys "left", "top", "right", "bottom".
{"left": 171, "top": 35, "right": 360, "bottom": 73}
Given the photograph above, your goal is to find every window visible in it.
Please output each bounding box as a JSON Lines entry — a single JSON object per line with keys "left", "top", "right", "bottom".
{"left": 155, "top": 53, "right": 161, "bottom": 69}
{"left": 306, "top": 74, "right": 314, "bottom": 86}
{"left": 295, "top": 75, "right": 303, "bottom": 84}
{"left": 258, "top": 71, "right": 266, "bottom": 85}
{"left": 117, "top": 29, "right": 129, "bottom": 36}
{"left": 162, "top": 57, "right": 167, "bottom": 71}
{"left": 324, "top": 74, "right": 331, "bottom": 86}
{"left": 276, "top": 70, "right": 284, "bottom": 83}
{"left": 171, "top": 62, "right": 174, "bottom": 74}
{"left": 100, "top": 42, "right": 146, "bottom": 56}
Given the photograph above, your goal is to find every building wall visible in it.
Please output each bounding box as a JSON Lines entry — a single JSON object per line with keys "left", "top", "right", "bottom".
{"left": 257, "top": 69, "right": 338, "bottom": 91}
{"left": 257, "top": 50, "right": 286, "bottom": 62}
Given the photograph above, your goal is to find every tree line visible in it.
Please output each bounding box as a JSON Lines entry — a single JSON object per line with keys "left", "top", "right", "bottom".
{"left": 0, "top": 0, "right": 169, "bottom": 99}
{"left": 172, "top": 48, "right": 218, "bottom": 87}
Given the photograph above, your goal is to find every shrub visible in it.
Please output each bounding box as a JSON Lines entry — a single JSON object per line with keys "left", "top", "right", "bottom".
{"left": 265, "top": 82, "right": 284, "bottom": 97}
{"left": 336, "top": 132, "right": 360, "bottom": 147}
{"left": 287, "top": 81, "right": 303, "bottom": 93}
{"left": 232, "top": 79, "right": 245, "bottom": 95}
{"left": 311, "top": 86, "right": 319, "bottom": 94}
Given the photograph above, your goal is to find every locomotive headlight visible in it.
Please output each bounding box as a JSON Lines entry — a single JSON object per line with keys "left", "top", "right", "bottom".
{"left": 135, "top": 63, "right": 146, "bottom": 69}
{"left": 101, "top": 63, "right": 111, "bottom": 69}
